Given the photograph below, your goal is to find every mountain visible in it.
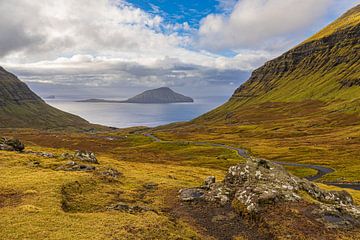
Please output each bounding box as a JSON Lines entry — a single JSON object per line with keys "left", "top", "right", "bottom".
{"left": 155, "top": 5, "right": 360, "bottom": 184}
{"left": 78, "top": 87, "right": 194, "bottom": 104}
{"left": 197, "top": 4, "right": 360, "bottom": 123}
{"left": 126, "top": 87, "right": 193, "bottom": 103}
{"left": 0, "top": 67, "right": 91, "bottom": 129}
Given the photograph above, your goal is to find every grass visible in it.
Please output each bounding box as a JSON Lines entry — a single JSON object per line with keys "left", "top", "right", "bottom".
{"left": 284, "top": 166, "right": 318, "bottom": 179}
{"left": 0, "top": 127, "right": 359, "bottom": 239}
{"left": 0, "top": 140, "right": 228, "bottom": 239}
{"left": 304, "top": 5, "right": 360, "bottom": 43}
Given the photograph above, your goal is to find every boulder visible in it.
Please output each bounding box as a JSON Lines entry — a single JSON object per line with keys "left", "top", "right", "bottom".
{"left": 74, "top": 150, "right": 99, "bottom": 164}
{"left": 0, "top": 137, "right": 25, "bottom": 152}
{"left": 96, "top": 167, "right": 122, "bottom": 181}
{"left": 179, "top": 188, "right": 206, "bottom": 202}
{"left": 204, "top": 176, "right": 216, "bottom": 187}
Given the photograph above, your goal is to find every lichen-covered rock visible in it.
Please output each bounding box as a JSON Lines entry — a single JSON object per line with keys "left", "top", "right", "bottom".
{"left": 179, "top": 188, "right": 206, "bottom": 202}
{"left": 60, "top": 153, "right": 74, "bottom": 160}
{"left": 74, "top": 150, "right": 99, "bottom": 164}
{"left": 0, "top": 137, "right": 25, "bottom": 152}
{"left": 179, "top": 158, "right": 360, "bottom": 228}
{"left": 204, "top": 176, "right": 216, "bottom": 187}
{"left": 96, "top": 167, "right": 122, "bottom": 181}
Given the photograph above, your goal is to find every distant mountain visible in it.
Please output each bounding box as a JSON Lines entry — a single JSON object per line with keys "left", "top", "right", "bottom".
{"left": 78, "top": 87, "right": 194, "bottom": 104}
{"left": 126, "top": 87, "right": 193, "bottom": 103}
{"left": 0, "top": 67, "right": 91, "bottom": 129}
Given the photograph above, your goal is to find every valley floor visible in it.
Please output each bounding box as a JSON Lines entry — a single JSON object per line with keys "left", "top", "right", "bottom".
{"left": 0, "top": 127, "right": 359, "bottom": 239}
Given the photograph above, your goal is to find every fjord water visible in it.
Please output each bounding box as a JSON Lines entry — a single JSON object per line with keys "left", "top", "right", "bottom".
{"left": 46, "top": 96, "right": 227, "bottom": 128}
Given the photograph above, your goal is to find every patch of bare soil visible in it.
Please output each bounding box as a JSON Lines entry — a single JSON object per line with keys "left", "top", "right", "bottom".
{"left": 0, "top": 190, "right": 22, "bottom": 208}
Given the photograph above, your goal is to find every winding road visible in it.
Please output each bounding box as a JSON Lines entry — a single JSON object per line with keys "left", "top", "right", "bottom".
{"left": 144, "top": 133, "right": 360, "bottom": 191}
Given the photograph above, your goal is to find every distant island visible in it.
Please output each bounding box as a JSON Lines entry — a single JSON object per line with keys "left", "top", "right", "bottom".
{"left": 45, "top": 95, "right": 56, "bottom": 99}
{"left": 77, "top": 87, "right": 194, "bottom": 104}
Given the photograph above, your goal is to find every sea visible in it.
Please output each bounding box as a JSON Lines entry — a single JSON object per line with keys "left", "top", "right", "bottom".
{"left": 45, "top": 96, "right": 228, "bottom": 128}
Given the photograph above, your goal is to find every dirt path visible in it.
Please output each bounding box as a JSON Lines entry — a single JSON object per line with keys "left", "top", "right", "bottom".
{"left": 145, "top": 133, "right": 359, "bottom": 191}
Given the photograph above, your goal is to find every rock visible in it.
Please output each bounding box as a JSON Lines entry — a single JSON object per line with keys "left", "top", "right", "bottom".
{"left": 56, "top": 161, "right": 96, "bottom": 171}
{"left": 96, "top": 167, "right": 122, "bottom": 181}
{"left": 143, "top": 182, "right": 158, "bottom": 190}
{"left": 179, "top": 158, "right": 360, "bottom": 229}
{"left": 0, "top": 137, "right": 25, "bottom": 152}
{"left": 179, "top": 188, "right": 205, "bottom": 202}
{"left": 204, "top": 176, "right": 216, "bottom": 187}
{"left": 26, "top": 151, "right": 55, "bottom": 158}
{"left": 60, "top": 153, "right": 74, "bottom": 160}
{"left": 74, "top": 150, "right": 99, "bottom": 164}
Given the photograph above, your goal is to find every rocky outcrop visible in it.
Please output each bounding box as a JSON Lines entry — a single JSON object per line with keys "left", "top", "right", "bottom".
{"left": 179, "top": 158, "right": 360, "bottom": 229}
{"left": 0, "top": 137, "right": 25, "bottom": 152}
{"left": 74, "top": 150, "right": 99, "bottom": 164}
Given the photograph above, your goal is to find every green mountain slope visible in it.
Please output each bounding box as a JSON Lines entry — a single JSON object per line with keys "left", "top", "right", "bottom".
{"left": 198, "top": 4, "right": 360, "bottom": 123}
{"left": 153, "top": 5, "right": 360, "bottom": 183}
{"left": 0, "top": 67, "right": 91, "bottom": 129}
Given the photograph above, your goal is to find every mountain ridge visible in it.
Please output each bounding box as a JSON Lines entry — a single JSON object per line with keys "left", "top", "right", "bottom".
{"left": 195, "top": 4, "right": 360, "bottom": 123}
{"left": 0, "top": 67, "right": 93, "bottom": 129}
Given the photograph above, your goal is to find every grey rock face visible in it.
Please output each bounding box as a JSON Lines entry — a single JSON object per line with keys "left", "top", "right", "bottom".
{"left": 180, "top": 157, "right": 360, "bottom": 228}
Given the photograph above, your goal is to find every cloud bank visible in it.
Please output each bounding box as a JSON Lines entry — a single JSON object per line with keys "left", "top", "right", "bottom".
{"left": 0, "top": 0, "right": 357, "bottom": 94}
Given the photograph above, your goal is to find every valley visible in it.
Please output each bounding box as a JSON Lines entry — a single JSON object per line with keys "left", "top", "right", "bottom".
{"left": 0, "top": 3, "right": 360, "bottom": 240}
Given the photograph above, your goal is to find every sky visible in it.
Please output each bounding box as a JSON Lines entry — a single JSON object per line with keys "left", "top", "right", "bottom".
{"left": 0, "top": 0, "right": 358, "bottom": 98}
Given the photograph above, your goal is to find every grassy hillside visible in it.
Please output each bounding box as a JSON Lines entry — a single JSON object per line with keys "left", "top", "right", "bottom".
{"left": 153, "top": 5, "right": 360, "bottom": 183}
{"left": 305, "top": 4, "right": 360, "bottom": 43}
{"left": 0, "top": 67, "right": 93, "bottom": 129}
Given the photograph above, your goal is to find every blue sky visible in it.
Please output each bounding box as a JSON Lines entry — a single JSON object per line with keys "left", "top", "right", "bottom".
{"left": 128, "top": 0, "right": 222, "bottom": 28}
{"left": 0, "top": 0, "right": 359, "bottom": 97}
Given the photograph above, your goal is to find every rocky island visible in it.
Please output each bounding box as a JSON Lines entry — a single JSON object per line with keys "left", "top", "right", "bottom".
{"left": 77, "top": 87, "right": 194, "bottom": 104}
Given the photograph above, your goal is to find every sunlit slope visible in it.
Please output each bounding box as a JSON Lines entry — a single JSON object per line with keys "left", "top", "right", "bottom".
{"left": 197, "top": 5, "right": 360, "bottom": 123}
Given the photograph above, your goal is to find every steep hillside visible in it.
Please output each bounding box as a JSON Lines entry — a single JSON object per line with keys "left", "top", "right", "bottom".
{"left": 0, "top": 67, "right": 91, "bottom": 129}
{"left": 154, "top": 5, "right": 360, "bottom": 183}
{"left": 198, "top": 5, "right": 360, "bottom": 123}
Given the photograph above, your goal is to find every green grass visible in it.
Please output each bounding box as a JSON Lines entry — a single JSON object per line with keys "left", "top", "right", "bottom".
{"left": 304, "top": 5, "right": 360, "bottom": 43}
{"left": 0, "top": 143, "right": 229, "bottom": 239}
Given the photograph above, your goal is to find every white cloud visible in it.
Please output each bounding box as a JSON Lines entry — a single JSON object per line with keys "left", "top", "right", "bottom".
{"left": 0, "top": 0, "right": 255, "bottom": 90}
{"left": 1, "top": 0, "right": 356, "bottom": 93}
{"left": 199, "top": 0, "right": 336, "bottom": 50}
